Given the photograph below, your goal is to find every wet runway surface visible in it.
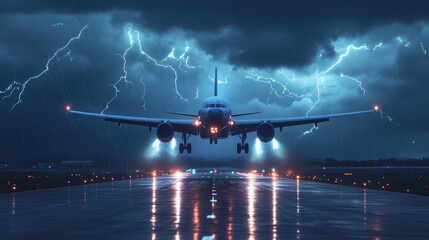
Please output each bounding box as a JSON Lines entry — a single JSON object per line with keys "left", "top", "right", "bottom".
{"left": 1, "top": 172, "right": 429, "bottom": 240}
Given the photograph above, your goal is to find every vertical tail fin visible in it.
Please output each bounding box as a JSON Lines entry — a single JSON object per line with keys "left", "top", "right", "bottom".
{"left": 214, "top": 67, "right": 218, "bottom": 96}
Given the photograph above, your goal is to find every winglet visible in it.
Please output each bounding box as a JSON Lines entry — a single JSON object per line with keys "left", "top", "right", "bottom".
{"left": 214, "top": 67, "right": 218, "bottom": 96}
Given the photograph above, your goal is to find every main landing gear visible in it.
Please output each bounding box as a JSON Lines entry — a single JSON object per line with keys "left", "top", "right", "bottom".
{"left": 179, "top": 132, "right": 191, "bottom": 154}
{"left": 237, "top": 132, "right": 249, "bottom": 154}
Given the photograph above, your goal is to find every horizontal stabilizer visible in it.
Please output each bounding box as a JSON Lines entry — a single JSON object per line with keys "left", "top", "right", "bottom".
{"left": 231, "top": 112, "right": 262, "bottom": 117}
{"left": 166, "top": 112, "right": 198, "bottom": 117}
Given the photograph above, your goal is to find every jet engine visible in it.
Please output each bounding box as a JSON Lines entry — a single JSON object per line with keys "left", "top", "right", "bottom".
{"left": 156, "top": 122, "right": 174, "bottom": 142}
{"left": 257, "top": 122, "right": 275, "bottom": 142}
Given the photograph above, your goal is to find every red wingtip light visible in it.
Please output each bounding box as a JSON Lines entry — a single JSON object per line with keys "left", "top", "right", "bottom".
{"left": 374, "top": 105, "right": 379, "bottom": 111}
{"left": 66, "top": 105, "right": 71, "bottom": 111}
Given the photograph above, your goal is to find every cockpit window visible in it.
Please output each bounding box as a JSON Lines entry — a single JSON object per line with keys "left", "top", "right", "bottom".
{"left": 209, "top": 104, "right": 215, "bottom": 108}
{"left": 221, "top": 104, "right": 226, "bottom": 108}
{"left": 204, "top": 104, "right": 209, "bottom": 108}
{"left": 215, "top": 104, "right": 221, "bottom": 108}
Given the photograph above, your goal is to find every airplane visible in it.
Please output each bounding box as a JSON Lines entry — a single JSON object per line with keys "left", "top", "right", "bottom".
{"left": 67, "top": 68, "right": 378, "bottom": 154}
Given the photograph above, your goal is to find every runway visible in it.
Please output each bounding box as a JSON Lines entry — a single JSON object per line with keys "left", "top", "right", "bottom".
{"left": 1, "top": 172, "right": 429, "bottom": 240}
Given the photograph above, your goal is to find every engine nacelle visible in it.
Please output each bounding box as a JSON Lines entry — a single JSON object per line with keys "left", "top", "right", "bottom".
{"left": 156, "top": 122, "right": 174, "bottom": 142}
{"left": 257, "top": 122, "right": 275, "bottom": 142}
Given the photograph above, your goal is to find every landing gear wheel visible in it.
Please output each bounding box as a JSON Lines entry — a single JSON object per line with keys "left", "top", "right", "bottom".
{"left": 214, "top": 137, "right": 218, "bottom": 144}
{"left": 186, "top": 143, "right": 192, "bottom": 153}
{"left": 237, "top": 143, "right": 242, "bottom": 154}
{"left": 244, "top": 143, "right": 249, "bottom": 154}
{"left": 179, "top": 143, "right": 184, "bottom": 154}
{"left": 210, "top": 137, "right": 213, "bottom": 144}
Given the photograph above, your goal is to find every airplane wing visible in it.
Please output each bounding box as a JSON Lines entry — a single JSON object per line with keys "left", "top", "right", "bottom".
{"left": 230, "top": 109, "right": 376, "bottom": 135}
{"left": 68, "top": 110, "right": 198, "bottom": 135}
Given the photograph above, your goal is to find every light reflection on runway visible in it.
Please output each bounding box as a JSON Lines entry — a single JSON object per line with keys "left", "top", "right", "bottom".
{"left": 272, "top": 175, "right": 277, "bottom": 240}
{"left": 151, "top": 174, "right": 156, "bottom": 240}
{"left": 296, "top": 177, "right": 300, "bottom": 239}
{"left": 174, "top": 172, "right": 182, "bottom": 240}
{"left": 247, "top": 173, "right": 255, "bottom": 240}
{"left": 1, "top": 172, "right": 429, "bottom": 240}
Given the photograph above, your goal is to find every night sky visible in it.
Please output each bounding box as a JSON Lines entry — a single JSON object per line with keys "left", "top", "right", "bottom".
{"left": 1, "top": 1, "right": 429, "bottom": 164}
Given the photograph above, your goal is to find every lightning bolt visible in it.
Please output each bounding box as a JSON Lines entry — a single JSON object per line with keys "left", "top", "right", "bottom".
{"left": 372, "top": 42, "right": 383, "bottom": 50}
{"left": 297, "top": 125, "right": 319, "bottom": 138}
{"left": 194, "top": 87, "right": 199, "bottom": 100}
{"left": 420, "top": 42, "right": 427, "bottom": 55}
{"left": 133, "top": 29, "right": 189, "bottom": 104}
{"left": 340, "top": 73, "right": 366, "bottom": 95}
{"left": 1, "top": 25, "right": 88, "bottom": 111}
{"left": 139, "top": 69, "right": 147, "bottom": 110}
{"left": 245, "top": 70, "right": 310, "bottom": 104}
{"left": 379, "top": 109, "right": 399, "bottom": 126}
{"left": 51, "top": 22, "right": 64, "bottom": 27}
{"left": 396, "top": 37, "right": 410, "bottom": 47}
{"left": 101, "top": 30, "right": 135, "bottom": 114}
{"left": 300, "top": 42, "right": 382, "bottom": 137}
{"left": 102, "top": 28, "right": 192, "bottom": 113}
{"left": 307, "top": 44, "right": 372, "bottom": 116}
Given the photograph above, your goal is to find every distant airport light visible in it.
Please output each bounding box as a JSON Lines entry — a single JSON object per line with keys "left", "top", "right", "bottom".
{"left": 374, "top": 105, "right": 379, "bottom": 111}
{"left": 84, "top": 180, "right": 87, "bottom": 183}
{"left": 296, "top": 175, "right": 300, "bottom": 179}
{"left": 175, "top": 171, "right": 183, "bottom": 178}
{"left": 66, "top": 105, "right": 71, "bottom": 111}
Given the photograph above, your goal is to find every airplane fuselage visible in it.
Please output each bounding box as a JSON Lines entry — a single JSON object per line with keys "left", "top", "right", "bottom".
{"left": 198, "top": 96, "right": 232, "bottom": 139}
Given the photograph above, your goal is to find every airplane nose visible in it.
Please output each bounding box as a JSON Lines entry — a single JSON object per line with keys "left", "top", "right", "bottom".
{"left": 208, "top": 109, "right": 223, "bottom": 121}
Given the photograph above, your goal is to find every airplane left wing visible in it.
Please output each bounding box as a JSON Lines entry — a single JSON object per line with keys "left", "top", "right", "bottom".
{"left": 68, "top": 110, "right": 198, "bottom": 135}
{"left": 230, "top": 109, "right": 376, "bottom": 135}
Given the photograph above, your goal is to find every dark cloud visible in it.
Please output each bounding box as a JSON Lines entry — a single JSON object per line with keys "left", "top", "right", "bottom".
{"left": 0, "top": 1, "right": 429, "bottom": 164}
{"left": 2, "top": 0, "right": 429, "bottom": 68}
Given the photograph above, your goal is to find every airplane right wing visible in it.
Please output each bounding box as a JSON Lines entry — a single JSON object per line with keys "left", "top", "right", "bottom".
{"left": 230, "top": 109, "right": 377, "bottom": 135}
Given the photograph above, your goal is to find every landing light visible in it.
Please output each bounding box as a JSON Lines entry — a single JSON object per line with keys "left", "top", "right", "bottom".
{"left": 194, "top": 120, "right": 201, "bottom": 127}
{"left": 229, "top": 121, "right": 235, "bottom": 126}
{"left": 210, "top": 127, "right": 218, "bottom": 134}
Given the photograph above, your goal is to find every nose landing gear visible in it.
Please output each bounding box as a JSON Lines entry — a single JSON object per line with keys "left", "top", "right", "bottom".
{"left": 237, "top": 133, "right": 249, "bottom": 154}
{"left": 209, "top": 135, "right": 218, "bottom": 144}
{"left": 179, "top": 132, "right": 191, "bottom": 154}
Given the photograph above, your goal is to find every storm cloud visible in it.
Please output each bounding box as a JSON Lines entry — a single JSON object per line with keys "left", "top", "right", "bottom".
{"left": 1, "top": 0, "right": 429, "bottom": 163}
